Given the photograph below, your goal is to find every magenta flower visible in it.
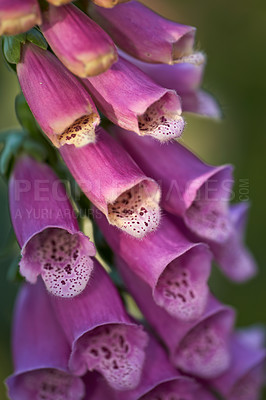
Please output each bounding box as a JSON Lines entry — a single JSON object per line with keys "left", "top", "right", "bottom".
{"left": 83, "top": 56, "right": 185, "bottom": 142}
{"left": 9, "top": 156, "right": 96, "bottom": 297}
{"left": 208, "top": 203, "right": 257, "bottom": 281}
{"left": 6, "top": 280, "right": 85, "bottom": 400}
{"left": 89, "top": 0, "right": 195, "bottom": 63}
{"left": 41, "top": 3, "right": 118, "bottom": 78}
{"left": 91, "top": 0, "right": 130, "bottom": 8}
{"left": 117, "top": 256, "right": 235, "bottom": 379}
{"left": 49, "top": 258, "right": 148, "bottom": 390}
{"left": 212, "top": 329, "right": 266, "bottom": 400}
{"left": 113, "top": 126, "right": 234, "bottom": 243}
{"left": 0, "top": 0, "right": 41, "bottom": 36}
{"left": 96, "top": 211, "right": 211, "bottom": 321}
{"left": 17, "top": 43, "right": 100, "bottom": 148}
{"left": 60, "top": 128, "right": 161, "bottom": 238}
{"left": 122, "top": 51, "right": 221, "bottom": 118}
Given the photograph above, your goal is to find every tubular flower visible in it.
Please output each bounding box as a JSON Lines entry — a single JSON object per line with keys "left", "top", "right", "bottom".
{"left": 116, "top": 257, "right": 235, "bottom": 379}
{"left": 82, "top": 56, "right": 185, "bottom": 142}
{"left": 41, "top": 3, "right": 118, "bottom": 78}
{"left": 83, "top": 337, "right": 215, "bottom": 400}
{"left": 5, "top": 280, "right": 85, "bottom": 400}
{"left": 113, "top": 126, "right": 234, "bottom": 243}
{"left": 89, "top": 0, "right": 196, "bottom": 64}
{"left": 49, "top": 258, "right": 148, "bottom": 390}
{"left": 121, "top": 51, "right": 221, "bottom": 118}
{"left": 96, "top": 211, "right": 211, "bottom": 321}
{"left": 9, "top": 156, "right": 96, "bottom": 297}
{"left": 0, "top": 0, "right": 41, "bottom": 36}
{"left": 211, "top": 329, "right": 266, "bottom": 400}
{"left": 17, "top": 43, "right": 100, "bottom": 148}
{"left": 60, "top": 127, "right": 161, "bottom": 238}
{"left": 208, "top": 203, "right": 257, "bottom": 281}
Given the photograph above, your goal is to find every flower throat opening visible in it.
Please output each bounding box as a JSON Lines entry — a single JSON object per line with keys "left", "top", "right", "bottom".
{"left": 58, "top": 114, "right": 99, "bottom": 147}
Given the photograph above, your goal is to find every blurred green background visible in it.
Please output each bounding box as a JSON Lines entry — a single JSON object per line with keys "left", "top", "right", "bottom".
{"left": 0, "top": 0, "right": 266, "bottom": 398}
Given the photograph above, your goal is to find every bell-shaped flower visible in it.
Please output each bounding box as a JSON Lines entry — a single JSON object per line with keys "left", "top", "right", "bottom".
{"left": 49, "top": 258, "right": 148, "bottom": 391}
{"left": 6, "top": 280, "right": 85, "bottom": 400}
{"left": 83, "top": 56, "right": 184, "bottom": 142}
{"left": 60, "top": 127, "right": 161, "bottom": 238}
{"left": 0, "top": 0, "right": 41, "bottom": 36}
{"left": 17, "top": 43, "right": 100, "bottom": 148}
{"left": 9, "top": 156, "right": 96, "bottom": 297}
{"left": 96, "top": 210, "right": 211, "bottom": 321}
{"left": 117, "top": 256, "right": 235, "bottom": 379}
{"left": 41, "top": 3, "right": 117, "bottom": 78}
{"left": 89, "top": 0, "right": 195, "bottom": 63}
{"left": 113, "top": 126, "right": 234, "bottom": 243}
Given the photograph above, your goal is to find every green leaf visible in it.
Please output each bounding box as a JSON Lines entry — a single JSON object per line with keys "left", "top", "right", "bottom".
{"left": 3, "top": 36, "right": 22, "bottom": 64}
{"left": 26, "top": 28, "right": 47, "bottom": 50}
{"left": 0, "top": 133, "right": 25, "bottom": 177}
{"left": 22, "top": 138, "right": 48, "bottom": 161}
{"left": 6, "top": 254, "right": 23, "bottom": 283}
{"left": 15, "top": 92, "right": 38, "bottom": 134}
{"left": 13, "top": 33, "right": 27, "bottom": 43}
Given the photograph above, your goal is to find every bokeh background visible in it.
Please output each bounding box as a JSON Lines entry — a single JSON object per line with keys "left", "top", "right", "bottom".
{"left": 0, "top": 0, "right": 266, "bottom": 398}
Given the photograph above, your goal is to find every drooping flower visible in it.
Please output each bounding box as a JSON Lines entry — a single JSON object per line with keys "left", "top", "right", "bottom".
{"left": 116, "top": 256, "right": 235, "bottom": 379}
{"left": 41, "top": 3, "right": 118, "bottom": 78}
{"left": 121, "top": 51, "right": 221, "bottom": 118}
{"left": 89, "top": 0, "right": 195, "bottom": 63}
{"left": 6, "top": 280, "right": 85, "bottom": 400}
{"left": 82, "top": 56, "right": 185, "bottom": 142}
{"left": 60, "top": 127, "right": 161, "bottom": 238}
{"left": 17, "top": 43, "right": 100, "bottom": 148}
{"left": 211, "top": 328, "right": 266, "bottom": 400}
{"left": 95, "top": 210, "right": 211, "bottom": 321}
{"left": 113, "top": 126, "right": 234, "bottom": 243}
{"left": 83, "top": 337, "right": 215, "bottom": 400}
{"left": 9, "top": 156, "right": 96, "bottom": 297}
{"left": 49, "top": 258, "right": 148, "bottom": 391}
{"left": 0, "top": 0, "right": 41, "bottom": 36}
{"left": 208, "top": 203, "right": 257, "bottom": 281}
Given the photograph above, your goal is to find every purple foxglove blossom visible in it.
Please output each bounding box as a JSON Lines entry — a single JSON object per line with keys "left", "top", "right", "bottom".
{"left": 60, "top": 128, "right": 161, "bottom": 238}
{"left": 41, "top": 3, "right": 118, "bottom": 78}
{"left": 121, "top": 50, "right": 221, "bottom": 119}
{"left": 82, "top": 56, "right": 184, "bottom": 142}
{"left": 116, "top": 256, "right": 235, "bottom": 379}
{"left": 83, "top": 337, "right": 215, "bottom": 400}
{"left": 95, "top": 210, "right": 211, "bottom": 321}
{"left": 91, "top": 0, "right": 130, "bottom": 7}
{"left": 113, "top": 126, "right": 234, "bottom": 243}
{"left": 208, "top": 203, "right": 257, "bottom": 281}
{"left": 6, "top": 280, "right": 85, "bottom": 400}
{"left": 17, "top": 43, "right": 100, "bottom": 148}
{"left": 89, "top": 1, "right": 195, "bottom": 64}
{"left": 0, "top": 0, "right": 41, "bottom": 36}
{"left": 211, "top": 330, "right": 266, "bottom": 400}
{"left": 49, "top": 258, "right": 148, "bottom": 391}
{"left": 9, "top": 156, "right": 96, "bottom": 297}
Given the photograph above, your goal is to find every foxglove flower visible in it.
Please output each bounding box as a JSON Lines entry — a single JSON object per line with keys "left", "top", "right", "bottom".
{"left": 6, "top": 280, "right": 85, "bottom": 400}
{"left": 60, "top": 128, "right": 161, "bottom": 238}
{"left": 122, "top": 51, "right": 221, "bottom": 118}
{"left": 96, "top": 210, "right": 211, "bottom": 321}
{"left": 113, "top": 126, "right": 234, "bottom": 243}
{"left": 49, "top": 258, "right": 148, "bottom": 390}
{"left": 83, "top": 56, "right": 185, "bottom": 142}
{"left": 83, "top": 337, "right": 215, "bottom": 400}
{"left": 17, "top": 43, "right": 100, "bottom": 148}
{"left": 89, "top": 0, "right": 195, "bottom": 63}
{"left": 117, "top": 257, "right": 235, "bottom": 379}
{"left": 41, "top": 3, "right": 118, "bottom": 78}
{"left": 209, "top": 203, "right": 257, "bottom": 281}
{"left": 9, "top": 156, "right": 96, "bottom": 297}
{"left": 0, "top": 0, "right": 41, "bottom": 36}
{"left": 91, "top": 0, "right": 130, "bottom": 7}
{"left": 211, "top": 329, "right": 266, "bottom": 400}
